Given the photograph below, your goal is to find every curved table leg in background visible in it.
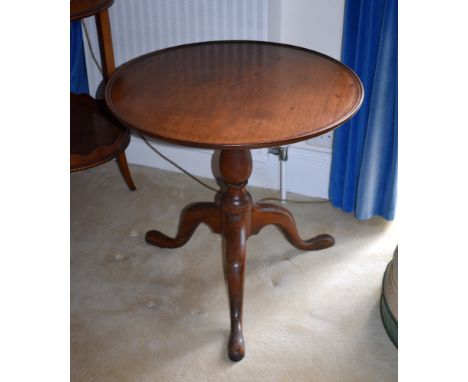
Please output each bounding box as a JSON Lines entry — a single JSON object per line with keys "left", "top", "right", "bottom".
{"left": 116, "top": 151, "right": 137, "bottom": 191}
{"left": 145, "top": 202, "right": 221, "bottom": 248}
{"left": 251, "top": 203, "right": 335, "bottom": 251}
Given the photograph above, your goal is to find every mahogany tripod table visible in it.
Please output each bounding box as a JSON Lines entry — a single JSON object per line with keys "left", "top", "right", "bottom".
{"left": 105, "top": 41, "right": 363, "bottom": 361}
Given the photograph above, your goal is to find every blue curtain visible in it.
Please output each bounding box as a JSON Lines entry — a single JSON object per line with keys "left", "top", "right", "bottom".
{"left": 329, "top": 0, "right": 397, "bottom": 220}
{"left": 70, "top": 21, "right": 89, "bottom": 94}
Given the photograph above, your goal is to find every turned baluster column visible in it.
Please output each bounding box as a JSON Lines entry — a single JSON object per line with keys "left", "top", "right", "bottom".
{"left": 219, "top": 149, "right": 253, "bottom": 361}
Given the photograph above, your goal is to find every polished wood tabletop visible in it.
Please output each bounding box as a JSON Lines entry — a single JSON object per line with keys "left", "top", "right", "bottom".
{"left": 104, "top": 41, "right": 364, "bottom": 362}
{"left": 105, "top": 41, "right": 363, "bottom": 149}
{"left": 70, "top": 0, "right": 114, "bottom": 20}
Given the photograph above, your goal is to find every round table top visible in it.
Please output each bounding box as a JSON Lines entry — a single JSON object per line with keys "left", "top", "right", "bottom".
{"left": 105, "top": 41, "right": 363, "bottom": 150}
{"left": 70, "top": 0, "right": 114, "bottom": 20}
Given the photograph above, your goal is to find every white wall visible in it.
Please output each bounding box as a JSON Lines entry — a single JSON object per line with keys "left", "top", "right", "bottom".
{"left": 269, "top": 0, "right": 345, "bottom": 151}
{"left": 270, "top": 0, "right": 345, "bottom": 58}
{"left": 265, "top": 0, "right": 346, "bottom": 198}
{"left": 83, "top": 0, "right": 269, "bottom": 96}
{"left": 82, "top": 0, "right": 345, "bottom": 198}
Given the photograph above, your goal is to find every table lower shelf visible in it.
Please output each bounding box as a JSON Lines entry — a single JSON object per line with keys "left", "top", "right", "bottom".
{"left": 71, "top": 93, "right": 130, "bottom": 172}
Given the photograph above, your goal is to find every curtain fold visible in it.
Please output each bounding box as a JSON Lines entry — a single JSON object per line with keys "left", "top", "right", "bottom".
{"left": 70, "top": 21, "right": 89, "bottom": 94}
{"left": 329, "top": 0, "right": 397, "bottom": 220}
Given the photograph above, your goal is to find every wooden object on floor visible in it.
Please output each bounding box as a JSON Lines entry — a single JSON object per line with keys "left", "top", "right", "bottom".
{"left": 381, "top": 246, "right": 398, "bottom": 347}
{"left": 105, "top": 41, "right": 364, "bottom": 361}
{"left": 70, "top": 0, "right": 135, "bottom": 190}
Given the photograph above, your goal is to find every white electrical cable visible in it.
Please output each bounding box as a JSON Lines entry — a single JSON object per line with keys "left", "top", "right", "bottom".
{"left": 280, "top": 159, "right": 287, "bottom": 203}
{"left": 81, "top": 20, "right": 103, "bottom": 76}
{"left": 141, "top": 135, "right": 328, "bottom": 204}
{"left": 139, "top": 134, "right": 220, "bottom": 193}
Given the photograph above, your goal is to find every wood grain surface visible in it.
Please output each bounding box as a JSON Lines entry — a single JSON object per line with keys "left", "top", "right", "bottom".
{"left": 105, "top": 41, "right": 364, "bottom": 149}
{"left": 70, "top": 93, "right": 130, "bottom": 172}
{"left": 70, "top": 0, "right": 114, "bottom": 20}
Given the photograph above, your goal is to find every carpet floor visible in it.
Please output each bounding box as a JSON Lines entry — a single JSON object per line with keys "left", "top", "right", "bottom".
{"left": 71, "top": 161, "right": 397, "bottom": 382}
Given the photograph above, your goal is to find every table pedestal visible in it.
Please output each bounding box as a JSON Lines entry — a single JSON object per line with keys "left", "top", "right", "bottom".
{"left": 145, "top": 149, "right": 334, "bottom": 361}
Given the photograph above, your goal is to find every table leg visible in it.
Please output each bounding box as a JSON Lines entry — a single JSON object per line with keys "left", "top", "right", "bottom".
{"left": 145, "top": 148, "right": 334, "bottom": 361}
{"left": 218, "top": 149, "right": 252, "bottom": 361}
{"left": 116, "top": 152, "right": 137, "bottom": 191}
{"left": 223, "top": 221, "right": 248, "bottom": 361}
{"left": 251, "top": 203, "right": 335, "bottom": 250}
{"left": 146, "top": 202, "right": 221, "bottom": 248}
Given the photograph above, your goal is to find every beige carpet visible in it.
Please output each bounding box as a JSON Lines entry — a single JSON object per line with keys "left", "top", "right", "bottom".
{"left": 71, "top": 161, "right": 397, "bottom": 382}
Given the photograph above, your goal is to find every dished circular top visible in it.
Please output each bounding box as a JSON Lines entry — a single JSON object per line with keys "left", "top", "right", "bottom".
{"left": 105, "top": 41, "right": 363, "bottom": 149}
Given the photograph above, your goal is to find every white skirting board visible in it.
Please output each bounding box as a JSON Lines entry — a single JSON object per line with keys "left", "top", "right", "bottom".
{"left": 125, "top": 135, "right": 332, "bottom": 199}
